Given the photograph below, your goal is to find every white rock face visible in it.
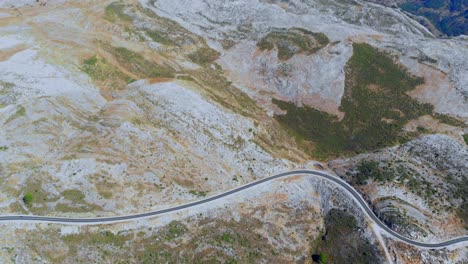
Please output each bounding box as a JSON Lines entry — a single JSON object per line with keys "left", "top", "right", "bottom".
{"left": 218, "top": 40, "right": 352, "bottom": 115}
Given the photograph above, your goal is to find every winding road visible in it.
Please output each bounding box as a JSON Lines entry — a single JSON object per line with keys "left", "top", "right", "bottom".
{"left": 0, "top": 170, "right": 466, "bottom": 249}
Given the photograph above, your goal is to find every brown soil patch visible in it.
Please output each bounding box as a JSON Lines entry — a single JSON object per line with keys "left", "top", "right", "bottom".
{"left": 148, "top": 77, "right": 173, "bottom": 84}
{"left": 410, "top": 65, "right": 449, "bottom": 97}
{"left": 404, "top": 115, "right": 464, "bottom": 143}
{"left": 301, "top": 94, "right": 345, "bottom": 120}
{"left": 0, "top": 44, "right": 27, "bottom": 61}
{"left": 370, "top": 34, "right": 384, "bottom": 41}
{"left": 435, "top": 212, "right": 467, "bottom": 238}
{"left": 367, "top": 83, "right": 384, "bottom": 93}
{"left": 381, "top": 117, "right": 396, "bottom": 124}
{"left": 389, "top": 241, "right": 422, "bottom": 264}
{"left": 279, "top": 174, "right": 303, "bottom": 183}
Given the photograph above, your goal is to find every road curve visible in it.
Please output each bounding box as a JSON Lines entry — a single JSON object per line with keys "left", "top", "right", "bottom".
{"left": 0, "top": 170, "right": 466, "bottom": 249}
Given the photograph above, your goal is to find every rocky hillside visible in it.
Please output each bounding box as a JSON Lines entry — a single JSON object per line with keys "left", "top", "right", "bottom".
{"left": 330, "top": 134, "right": 467, "bottom": 240}
{"left": 0, "top": 0, "right": 466, "bottom": 263}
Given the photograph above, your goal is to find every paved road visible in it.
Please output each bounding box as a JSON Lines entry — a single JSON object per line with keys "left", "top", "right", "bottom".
{"left": 0, "top": 170, "right": 466, "bottom": 249}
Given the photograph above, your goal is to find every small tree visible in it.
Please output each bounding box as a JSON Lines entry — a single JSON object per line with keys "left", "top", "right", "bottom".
{"left": 319, "top": 253, "right": 328, "bottom": 264}
{"left": 23, "top": 193, "right": 33, "bottom": 205}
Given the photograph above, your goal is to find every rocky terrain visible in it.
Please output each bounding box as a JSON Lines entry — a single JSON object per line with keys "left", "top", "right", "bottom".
{"left": 330, "top": 134, "right": 467, "bottom": 241}
{"left": 2, "top": 176, "right": 466, "bottom": 263}
{"left": 0, "top": 0, "right": 466, "bottom": 263}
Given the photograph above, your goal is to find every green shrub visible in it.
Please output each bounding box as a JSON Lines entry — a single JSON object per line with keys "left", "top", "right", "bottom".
{"left": 189, "top": 190, "right": 207, "bottom": 197}
{"left": 23, "top": 193, "right": 33, "bottom": 205}
{"left": 221, "top": 233, "right": 234, "bottom": 243}
{"left": 319, "top": 253, "right": 328, "bottom": 263}
{"left": 166, "top": 221, "right": 187, "bottom": 239}
{"left": 83, "top": 55, "right": 98, "bottom": 66}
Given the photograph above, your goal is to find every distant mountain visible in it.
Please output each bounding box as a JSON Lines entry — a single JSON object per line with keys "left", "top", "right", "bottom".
{"left": 367, "top": 0, "right": 468, "bottom": 36}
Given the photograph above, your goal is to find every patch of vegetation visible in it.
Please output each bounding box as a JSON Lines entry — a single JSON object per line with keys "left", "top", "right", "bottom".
{"left": 18, "top": 178, "right": 102, "bottom": 214}
{"left": 351, "top": 160, "right": 437, "bottom": 200}
{"left": 273, "top": 43, "right": 433, "bottom": 159}
{"left": 28, "top": 210, "right": 316, "bottom": 263}
{"left": 129, "top": 116, "right": 147, "bottom": 126}
{"left": 144, "top": 29, "right": 175, "bottom": 46}
{"left": 353, "top": 160, "right": 395, "bottom": 185}
{"left": 5, "top": 105, "right": 26, "bottom": 124}
{"left": 257, "top": 28, "right": 329, "bottom": 60}
{"left": 318, "top": 253, "right": 328, "bottom": 263}
{"left": 311, "top": 209, "right": 382, "bottom": 263}
{"left": 189, "top": 190, "right": 207, "bottom": 197}
{"left": 64, "top": 230, "right": 131, "bottom": 249}
{"left": 189, "top": 68, "right": 260, "bottom": 119}
{"left": 22, "top": 193, "right": 33, "bottom": 205}
{"left": 187, "top": 47, "right": 221, "bottom": 66}
{"left": 464, "top": 134, "right": 468, "bottom": 145}
{"left": 416, "top": 125, "right": 430, "bottom": 133}
{"left": 220, "top": 232, "right": 234, "bottom": 243}
{"left": 0, "top": 146, "right": 8, "bottom": 151}
{"left": 176, "top": 75, "right": 196, "bottom": 82}
{"left": 95, "top": 179, "right": 114, "bottom": 199}
{"left": 433, "top": 113, "right": 466, "bottom": 127}
{"left": 136, "top": 4, "right": 201, "bottom": 48}
{"left": 0, "top": 80, "right": 14, "bottom": 94}
{"left": 61, "top": 189, "right": 86, "bottom": 203}
{"left": 377, "top": 205, "right": 428, "bottom": 237}
{"left": 106, "top": 46, "right": 175, "bottom": 78}
{"left": 448, "top": 175, "right": 468, "bottom": 228}
{"left": 81, "top": 55, "right": 134, "bottom": 87}
{"left": 83, "top": 55, "right": 98, "bottom": 66}
{"left": 82, "top": 45, "right": 176, "bottom": 93}
{"left": 22, "top": 179, "right": 50, "bottom": 208}
{"left": 124, "top": 26, "right": 146, "bottom": 41}
{"left": 105, "top": 2, "right": 133, "bottom": 23}
{"left": 166, "top": 221, "right": 188, "bottom": 240}
{"left": 55, "top": 203, "right": 89, "bottom": 213}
